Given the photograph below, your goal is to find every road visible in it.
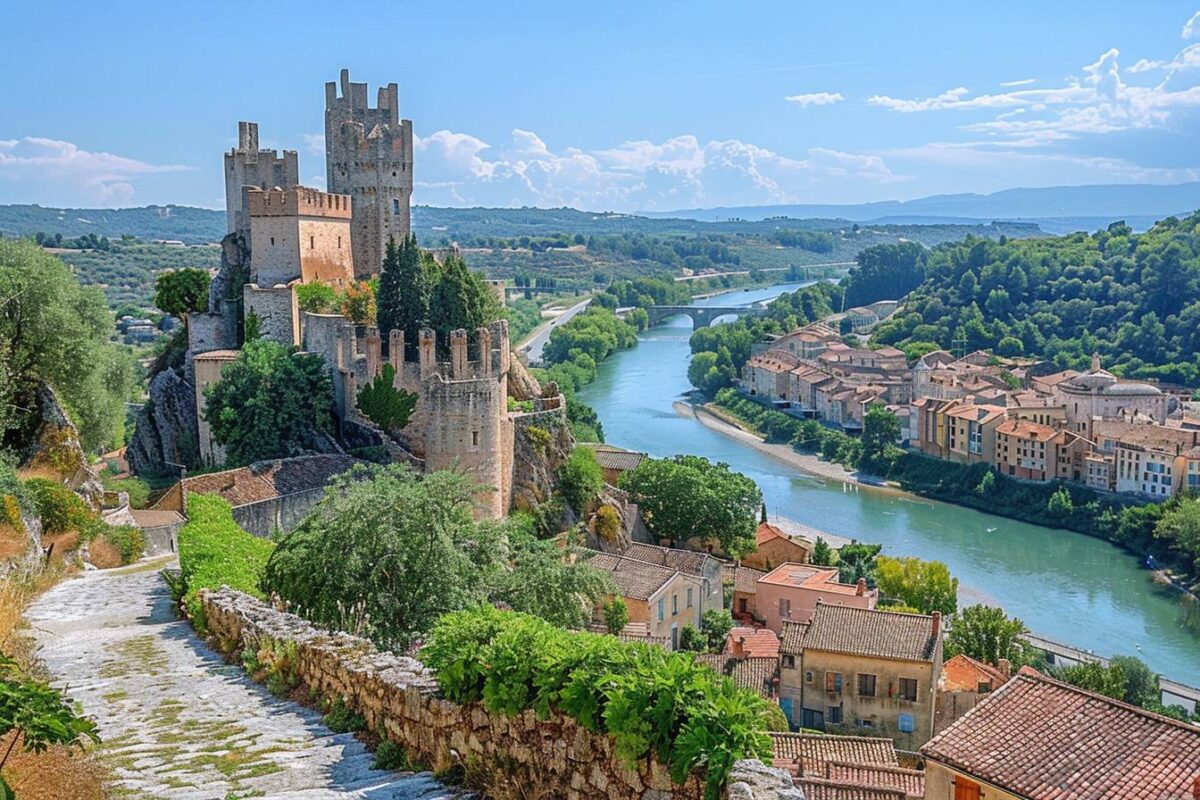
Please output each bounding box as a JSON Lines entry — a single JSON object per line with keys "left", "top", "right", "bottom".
{"left": 517, "top": 296, "right": 592, "bottom": 365}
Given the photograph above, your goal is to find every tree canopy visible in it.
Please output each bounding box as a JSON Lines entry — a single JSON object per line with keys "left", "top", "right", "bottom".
{"left": 154, "top": 268, "right": 210, "bottom": 318}
{"left": 376, "top": 234, "right": 429, "bottom": 354}
{"left": 0, "top": 239, "right": 132, "bottom": 453}
{"left": 875, "top": 555, "right": 958, "bottom": 616}
{"left": 620, "top": 455, "right": 762, "bottom": 558}
{"left": 261, "top": 464, "right": 611, "bottom": 650}
{"left": 202, "top": 339, "right": 333, "bottom": 467}
{"left": 427, "top": 252, "right": 503, "bottom": 345}
{"left": 944, "top": 603, "right": 1029, "bottom": 666}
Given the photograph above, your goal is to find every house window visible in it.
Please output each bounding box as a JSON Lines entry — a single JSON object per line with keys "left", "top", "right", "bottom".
{"left": 857, "top": 674, "right": 877, "bottom": 697}
{"left": 657, "top": 599, "right": 665, "bottom": 622}
{"left": 686, "top": 587, "right": 693, "bottom": 609}
{"left": 827, "top": 706, "right": 842, "bottom": 725}
{"left": 672, "top": 594, "right": 678, "bottom": 616}
{"left": 977, "top": 681, "right": 992, "bottom": 694}
{"left": 825, "top": 672, "right": 842, "bottom": 693}
{"left": 805, "top": 671, "right": 814, "bottom": 684}
{"left": 779, "top": 598, "right": 791, "bottom": 618}
{"left": 858, "top": 719, "right": 874, "bottom": 729}
{"left": 782, "top": 655, "right": 795, "bottom": 669}
{"left": 898, "top": 677, "right": 918, "bottom": 702}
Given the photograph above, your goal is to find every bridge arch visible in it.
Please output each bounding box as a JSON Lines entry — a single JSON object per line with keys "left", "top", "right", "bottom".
{"left": 645, "top": 305, "right": 768, "bottom": 328}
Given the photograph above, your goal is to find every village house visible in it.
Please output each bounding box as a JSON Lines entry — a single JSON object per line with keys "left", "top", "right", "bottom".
{"left": 726, "top": 563, "right": 767, "bottom": 621}
{"left": 921, "top": 667, "right": 1200, "bottom": 800}
{"left": 695, "top": 654, "right": 779, "bottom": 699}
{"left": 912, "top": 397, "right": 1006, "bottom": 465}
{"left": 744, "top": 350, "right": 802, "bottom": 401}
{"left": 993, "top": 418, "right": 1088, "bottom": 482}
{"left": 584, "top": 552, "right": 701, "bottom": 649}
{"left": 584, "top": 443, "right": 646, "bottom": 486}
{"left": 783, "top": 604, "right": 943, "bottom": 751}
{"left": 725, "top": 626, "right": 781, "bottom": 659}
{"left": 932, "top": 653, "right": 1009, "bottom": 735}
{"left": 765, "top": 322, "right": 841, "bottom": 361}
{"left": 622, "top": 542, "right": 723, "bottom": 615}
{"left": 1092, "top": 419, "right": 1200, "bottom": 498}
{"left": 741, "top": 521, "right": 812, "bottom": 571}
{"left": 756, "top": 563, "right": 877, "bottom": 634}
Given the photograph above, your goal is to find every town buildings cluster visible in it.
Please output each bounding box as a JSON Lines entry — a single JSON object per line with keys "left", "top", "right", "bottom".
{"left": 744, "top": 321, "right": 1200, "bottom": 499}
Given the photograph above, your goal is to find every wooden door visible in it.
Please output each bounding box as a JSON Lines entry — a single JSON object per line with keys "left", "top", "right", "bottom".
{"left": 954, "top": 776, "right": 981, "bottom": 800}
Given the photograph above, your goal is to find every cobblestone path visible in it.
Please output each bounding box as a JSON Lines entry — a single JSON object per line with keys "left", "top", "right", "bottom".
{"left": 26, "top": 559, "right": 456, "bottom": 800}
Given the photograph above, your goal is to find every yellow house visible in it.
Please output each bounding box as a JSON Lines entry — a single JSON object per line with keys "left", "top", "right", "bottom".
{"left": 783, "top": 603, "right": 943, "bottom": 752}
{"left": 922, "top": 668, "right": 1200, "bottom": 800}
{"left": 585, "top": 551, "right": 701, "bottom": 650}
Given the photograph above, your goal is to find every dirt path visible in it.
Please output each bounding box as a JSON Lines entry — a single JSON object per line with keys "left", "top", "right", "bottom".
{"left": 25, "top": 559, "right": 456, "bottom": 800}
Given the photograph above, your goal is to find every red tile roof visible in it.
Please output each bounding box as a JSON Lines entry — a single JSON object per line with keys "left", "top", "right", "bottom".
{"left": 795, "top": 778, "right": 905, "bottom": 800}
{"left": 771, "top": 732, "right": 898, "bottom": 774}
{"left": 800, "top": 604, "right": 940, "bottom": 663}
{"left": 824, "top": 762, "right": 924, "bottom": 799}
{"left": 939, "top": 653, "right": 1006, "bottom": 693}
{"left": 759, "top": 563, "right": 870, "bottom": 598}
{"left": 725, "top": 564, "right": 767, "bottom": 594}
{"left": 724, "top": 627, "right": 780, "bottom": 658}
{"left": 921, "top": 668, "right": 1200, "bottom": 800}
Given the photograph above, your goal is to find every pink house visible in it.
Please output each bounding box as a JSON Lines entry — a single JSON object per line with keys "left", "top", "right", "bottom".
{"left": 756, "top": 563, "right": 877, "bottom": 634}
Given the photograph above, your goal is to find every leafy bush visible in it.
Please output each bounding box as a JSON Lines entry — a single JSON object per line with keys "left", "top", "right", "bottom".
{"left": 323, "top": 696, "right": 366, "bottom": 733}
{"left": 296, "top": 282, "right": 338, "bottom": 314}
{"left": 23, "top": 479, "right": 90, "bottom": 533}
{"left": 372, "top": 738, "right": 409, "bottom": 771}
{"left": 357, "top": 364, "right": 417, "bottom": 432}
{"left": 422, "top": 606, "right": 773, "bottom": 800}
{"left": 98, "top": 525, "right": 144, "bottom": 565}
{"left": 558, "top": 447, "right": 603, "bottom": 514}
{"left": 177, "top": 494, "right": 274, "bottom": 631}
{"left": 602, "top": 597, "right": 628, "bottom": 635}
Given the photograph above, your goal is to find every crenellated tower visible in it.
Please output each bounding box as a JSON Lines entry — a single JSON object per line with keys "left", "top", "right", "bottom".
{"left": 224, "top": 121, "right": 299, "bottom": 240}
{"left": 324, "top": 69, "right": 414, "bottom": 279}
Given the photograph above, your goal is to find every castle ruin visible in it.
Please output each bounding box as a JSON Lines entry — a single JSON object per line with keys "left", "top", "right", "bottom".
{"left": 151, "top": 69, "right": 561, "bottom": 520}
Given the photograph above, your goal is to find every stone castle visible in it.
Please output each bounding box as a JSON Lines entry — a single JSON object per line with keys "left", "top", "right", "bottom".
{"left": 129, "top": 69, "right": 566, "bottom": 520}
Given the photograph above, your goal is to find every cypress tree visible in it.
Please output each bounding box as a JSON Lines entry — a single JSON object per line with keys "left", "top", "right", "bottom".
{"left": 376, "top": 234, "right": 429, "bottom": 357}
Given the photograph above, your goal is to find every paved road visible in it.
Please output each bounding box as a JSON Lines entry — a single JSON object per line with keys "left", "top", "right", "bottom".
{"left": 518, "top": 296, "right": 592, "bottom": 365}
{"left": 27, "top": 560, "right": 456, "bottom": 800}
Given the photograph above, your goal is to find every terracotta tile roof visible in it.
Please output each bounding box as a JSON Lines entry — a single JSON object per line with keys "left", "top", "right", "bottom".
{"left": 623, "top": 543, "right": 717, "bottom": 578}
{"left": 939, "top": 653, "right": 1006, "bottom": 693}
{"left": 585, "top": 552, "right": 678, "bottom": 601}
{"left": 780, "top": 619, "right": 808, "bottom": 654}
{"left": 1092, "top": 420, "right": 1200, "bottom": 453}
{"left": 795, "top": 777, "right": 905, "bottom": 800}
{"left": 997, "top": 418, "right": 1060, "bottom": 442}
{"left": 724, "top": 627, "right": 780, "bottom": 658}
{"left": 759, "top": 563, "right": 872, "bottom": 598}
{"left": 921, "top": 668, "right": 1200, "bottom": 800}
{"left": 694, "top": 654, "right": 779, "bottom": 698}
{"left": 724, "top": 564, "right": 766, "bottom": 594}
{"left": 1031, "top": 369, "right": 1079, "bottom": 387}
{"left": 771, "top": 732, "right": 898, "bottom": 774}
{"left": 129, "top": 509, "right": 184, "bottom": 529}
{"left": 824, "top": 763, "right": 924, "bottom": 799}
{"left": 945, "top": 402, "right": 1006, "bottom": 425}
{"left": 586, "top": 444, "right": 647, "bottom": 473}
{"left": 800, "top": 604, "right": 940, "bottom": 663}
{"left": 181, "top": 455, "right": 355, "bottom": 507}
{"left": 193, "top": 349, "right": 240, "bottom": 360}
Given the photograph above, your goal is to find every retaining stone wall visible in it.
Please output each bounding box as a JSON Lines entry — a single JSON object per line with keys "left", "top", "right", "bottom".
{"left": 198, "top": 588, "right": 803, "bottom": 800}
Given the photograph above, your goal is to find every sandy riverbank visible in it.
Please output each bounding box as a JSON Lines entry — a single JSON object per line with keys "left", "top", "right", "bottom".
{"left": 672, "top": 399, "right": 912, "bottom": 501}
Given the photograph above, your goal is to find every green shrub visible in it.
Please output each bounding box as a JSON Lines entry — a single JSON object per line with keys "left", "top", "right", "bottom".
{"left": 100, "top": 524, "right": 145, "bottom": 565}
{"left": 323, "top": 696, "right": 366, "bottom": 733}
{"left": 558, "top": 446, "right": 603, "bottom": 514}
{"left": 23, "top": 478, "right": 91, "bottom": 533}
{"left": 372, "top": 738, "right": 409, "bottom": 771}
{"left": 177, "top": 494, "right": 274, "bottom": 631}
{"left": 422, "top": 606, "right": 773, "bottom": 800}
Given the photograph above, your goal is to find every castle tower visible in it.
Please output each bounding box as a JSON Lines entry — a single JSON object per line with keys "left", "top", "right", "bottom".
{"left": 224, "top": 121, "right": 299, "bottom": 239}
{"left": 324, "top": 69, "right": 414, "bottom": 279}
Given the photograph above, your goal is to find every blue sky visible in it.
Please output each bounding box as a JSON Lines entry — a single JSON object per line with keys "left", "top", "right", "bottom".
{"left": 2, "top": 1, "right": 1200, "bottom": 211}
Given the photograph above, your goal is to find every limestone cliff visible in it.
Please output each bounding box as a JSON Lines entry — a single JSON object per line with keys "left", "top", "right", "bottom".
{"left": 510, "top": 408, "right": 574, "bottom": 511}
{"left": 127, "top": 368, "right": 199, "bottom": 477}
{"left": 19, "top": 384, "right": 104, "bottom": 505}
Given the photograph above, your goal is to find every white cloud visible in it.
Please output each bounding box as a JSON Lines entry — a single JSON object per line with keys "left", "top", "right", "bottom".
{"left": 1184, "top": 10, "right": 1200, "bottom": 38}
{"left": 0, "top": 137, "right": 189, "bottom": 207}
{"left": 999, "top": 78, "right": 1036, "bottom": 87}
{"left": 301, "top": 133, "right": 325, "bottom": 157}
{"left": 412, "top": 129, "right": 904, "bottom": 210}
{"left": 784, "top": 91, "right": 845, "bottom": 108}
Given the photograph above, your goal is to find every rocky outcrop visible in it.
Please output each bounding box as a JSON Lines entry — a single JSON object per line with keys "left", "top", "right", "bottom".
{"left": 725, "top": 761, "right": 807, "bottom": 800}
{"left": 510, "top": 405, "right": 574, "bottom": 511}
{"left": 507, "top": 354, "right": 543, "bottom": 401}
{"left": 127, "top": 368, "right": 199, "bottom": 477}
{"left": 19, "top": 384, "right": 103, "bottom": 505}
{"left": 583, "top": 485, "right": 638, "bottom": 553}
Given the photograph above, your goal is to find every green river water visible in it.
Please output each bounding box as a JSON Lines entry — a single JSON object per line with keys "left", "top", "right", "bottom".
{"left": 575, "top": 283, "right": 1200, "bottom": 685}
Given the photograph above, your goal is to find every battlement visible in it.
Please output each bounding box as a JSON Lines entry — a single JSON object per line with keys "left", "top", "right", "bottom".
{"left": 325, "top": 68, "right": 399, "bottom": 127}
{"left": 386, "top": 320, "right": 512, "bottom": 385}
{"left": 224, "top": 121, "right": 300, "bottom": 235}
{"left": 246, "top": 185, "right": 352, "bottom": 220}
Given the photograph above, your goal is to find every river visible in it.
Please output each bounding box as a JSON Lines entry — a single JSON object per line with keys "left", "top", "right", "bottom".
{"left": 576, "top": 282, "right": 1200, "bottom": 685}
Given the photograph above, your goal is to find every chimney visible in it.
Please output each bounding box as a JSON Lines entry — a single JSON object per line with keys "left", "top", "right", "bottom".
{"left": 997, "top": 658, "right": 1012, "bottom": 680}
{"left": 734, "top": 636, "right": 747, "bottom": 656}
{"left": 931, "top": 611, "right": 942, "bottom": 639}
{"left": 856, "top": 578, "right": 866, "bottom": 597}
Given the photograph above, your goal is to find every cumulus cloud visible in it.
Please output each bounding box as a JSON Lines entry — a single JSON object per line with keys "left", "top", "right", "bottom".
{"left": 412, "top": 129, "right": 903, "bottom": 210}
{"left": 301, "top": 133, "right": 325, "bottom": 157}
{"left": 0, "top": 137, "right": 188, "bottom": 206}
{"left": 867, "top": 42, "right": 1200, "bottom": 147}
{"left": 784, "top": 92, "right": 845, "bottom": 108}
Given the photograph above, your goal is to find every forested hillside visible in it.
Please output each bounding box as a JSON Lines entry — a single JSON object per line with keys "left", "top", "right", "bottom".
{"left": 863, "top": 213, "right": 1200, "bottom": 384}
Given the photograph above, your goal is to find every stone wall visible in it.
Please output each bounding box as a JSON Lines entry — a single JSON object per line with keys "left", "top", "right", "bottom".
{"left": 198, "top": 588, "right": 801, "bottom": 800}
{"left": 230, "top": 489, "right": 327, "bottom": 539}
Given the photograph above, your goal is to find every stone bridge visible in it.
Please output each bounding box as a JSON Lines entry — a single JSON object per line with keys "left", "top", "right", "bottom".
{"left": 646, "top": 304, "right": 769, "bottom": 328}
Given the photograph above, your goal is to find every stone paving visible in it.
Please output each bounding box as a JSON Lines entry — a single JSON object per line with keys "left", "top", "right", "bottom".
{"left": 26, "top": 559, "right": 457, "bottom": 800}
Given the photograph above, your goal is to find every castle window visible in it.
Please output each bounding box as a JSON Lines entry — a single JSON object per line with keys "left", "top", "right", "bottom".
{"left": 393, "top": 198, "right": 401, "bottom": 215}
{"left": 472, "top": 431, "right": 479, "bottom": 447}
{"left": 270, "top": 237, "right": 275, "bottom": 246}
{"left": 338, "top": 236, "right": 342, "bottom": 249}
{"left": 310, "top": 235, "right": 315, "bottom": 250}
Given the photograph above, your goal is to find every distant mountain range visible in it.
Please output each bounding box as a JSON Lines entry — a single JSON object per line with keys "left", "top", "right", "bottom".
{"left": 2, "top": 182, "right": 1196, "bottom": 245}
{"left": 639, "top": 182, "right": 1200, "bottom": 234}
